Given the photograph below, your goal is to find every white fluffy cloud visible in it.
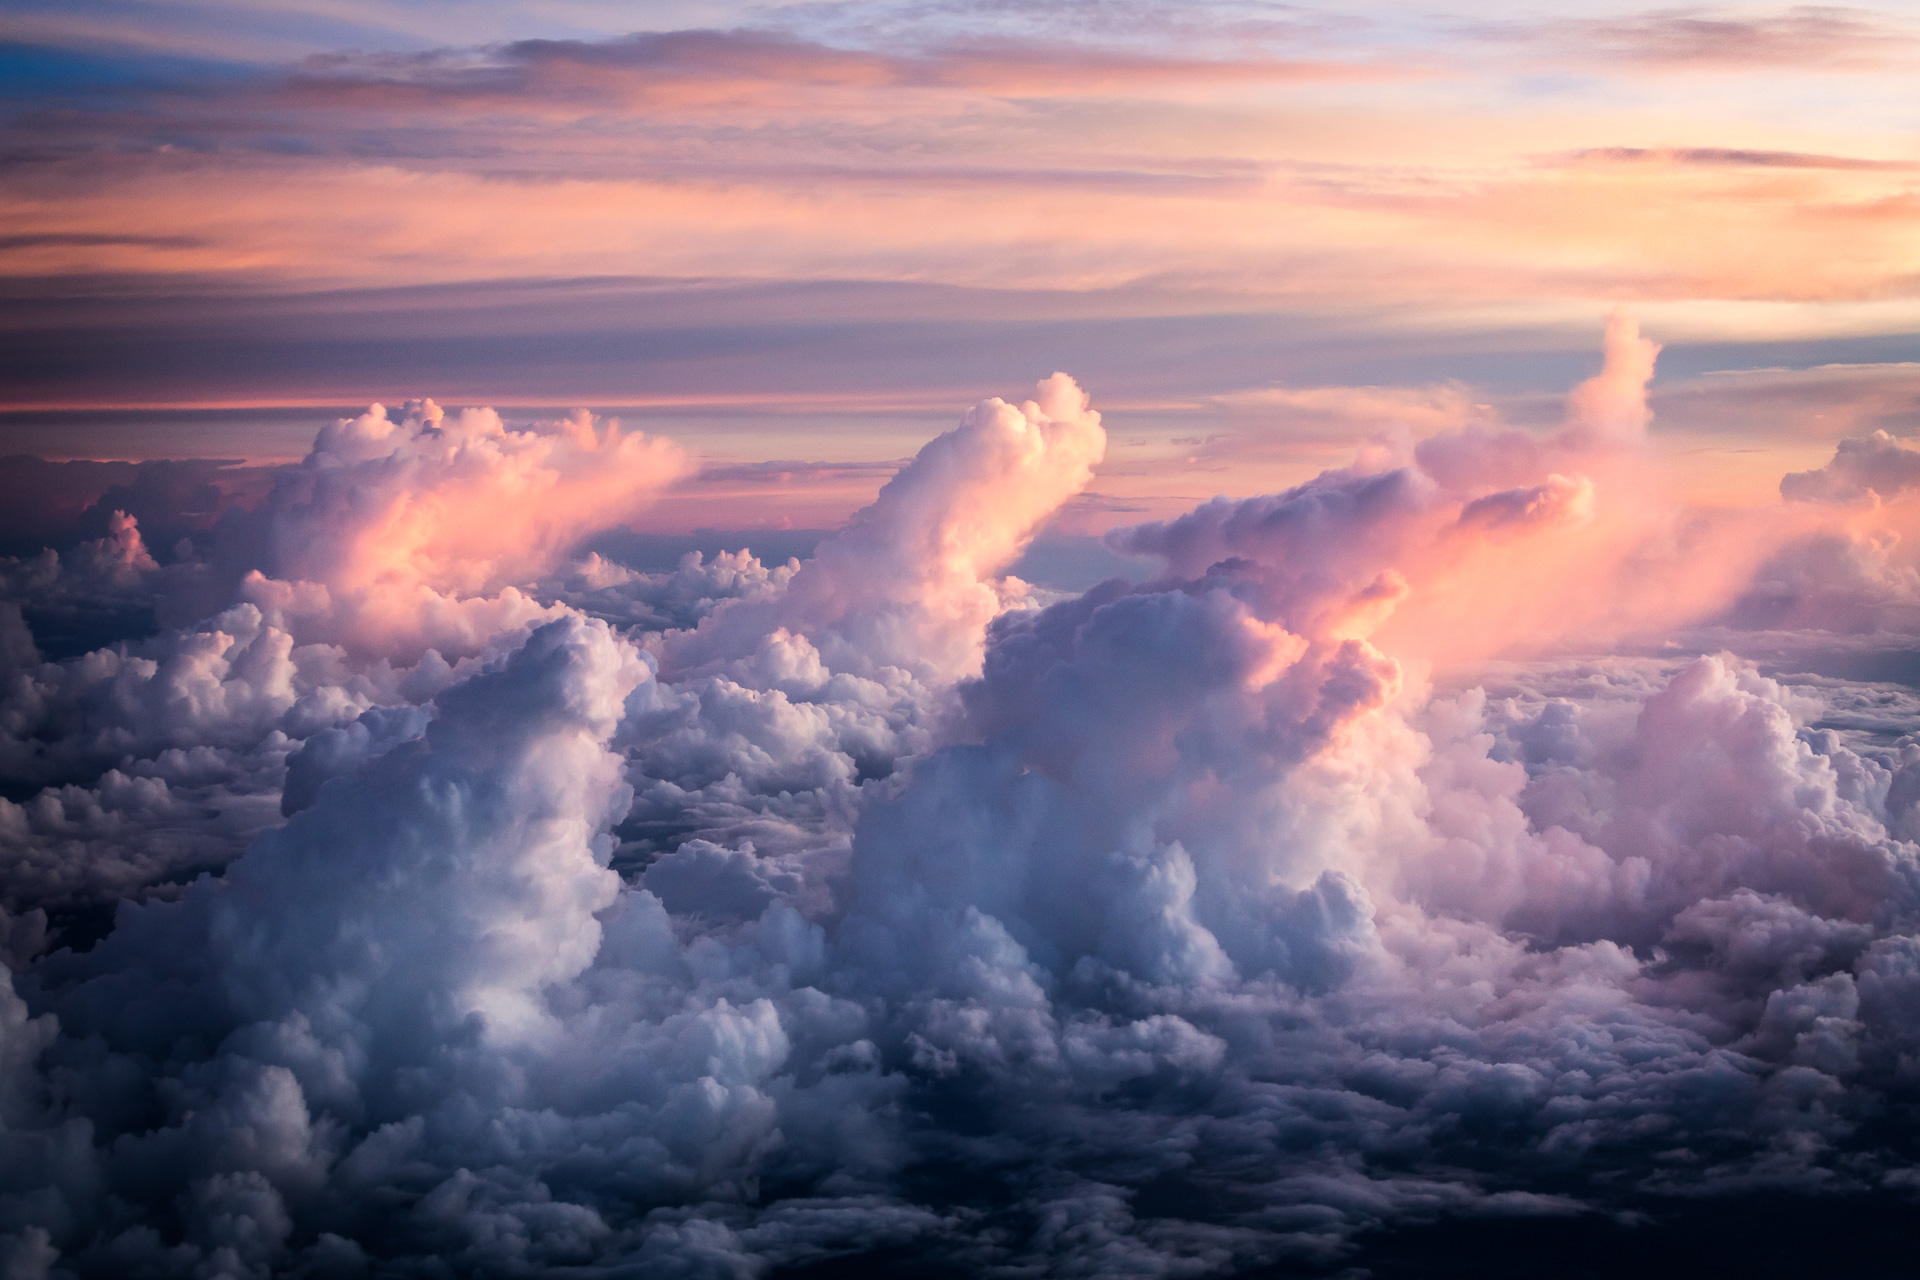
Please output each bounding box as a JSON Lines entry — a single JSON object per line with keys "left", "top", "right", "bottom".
{"left": 170, "top": 399, "right": 692, "bottom": 661}
{"left": 4, "top": 352, "right": 1920, "bottom": 1277}
{"left": 661, "top": 372, "right": 1105, "bottom": 683}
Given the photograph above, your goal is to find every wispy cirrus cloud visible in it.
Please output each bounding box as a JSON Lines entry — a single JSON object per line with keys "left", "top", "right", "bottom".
{"left": 1475, "top": 4, "right": 1920, "bottom": 71}
{"left": 4, "top": 4, "right": 1919, "bottom": 474}
{"left": 1559, "top": 145, "right": 1917, "bottom": 171}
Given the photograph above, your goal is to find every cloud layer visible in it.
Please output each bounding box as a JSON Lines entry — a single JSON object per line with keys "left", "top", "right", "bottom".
{"left": 6, "top": 341, "right": 1920, "bottom": 1277}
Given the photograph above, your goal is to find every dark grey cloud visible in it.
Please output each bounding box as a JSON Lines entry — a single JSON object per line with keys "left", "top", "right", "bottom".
{"left": 0, "top": 234, "right": 205, "bottom": 251}
{"left": 0, "top": 457, "right": 270, "bottom": 560}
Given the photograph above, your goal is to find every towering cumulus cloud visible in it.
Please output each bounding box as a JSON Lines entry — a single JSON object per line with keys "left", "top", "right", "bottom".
{"left": 208, "top": 400, "right": 693, "bottom": 658}
{"left": 661, "top": 372, "right": 1105, "bottom": 682}
{"left": 6, "top": 350, "right": 1920, "bottom": 1276}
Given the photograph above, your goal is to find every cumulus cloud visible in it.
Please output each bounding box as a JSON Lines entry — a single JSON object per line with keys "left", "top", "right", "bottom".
{"left": 1705, "top": 429, "right": 1920, "bottom": 658}
{"left": 1104, "top": 310, "right": 1724, "bottom": 669}
{"left": 0, "top": 457, "right": 270, "bottom": 563}
{"left": 8, "top": 332, "right": 1920, "bottom": 1276}
{"left": 1782, "top": 429, "right": 1920, "bottom": 503}
{"left": 661, "top": 372, "right": 1105, "bottom": 682}
{"left": 0, "top": 510, "right": 162, "bottom": 664}
{"left": 181, "top": 399, "right": 691, "bottom": 659}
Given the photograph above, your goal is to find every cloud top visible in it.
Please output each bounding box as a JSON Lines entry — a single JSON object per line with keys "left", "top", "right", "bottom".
{"left": 8, "top": 327, "right": 1920, "bottom": 1275}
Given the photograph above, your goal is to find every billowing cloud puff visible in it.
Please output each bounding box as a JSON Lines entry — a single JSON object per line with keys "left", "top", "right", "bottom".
{"left": 9, "top": 331, "right": 1920, "bottom": 1276}
{"left": 1718, "top": 431, "right": 1920, "bottom": 650}
{"left": 1, "top": 511, "right": 162, "bottom": 666}
{"left": 663, "top": 373, "right": 1105, "bottom": 683}
{"left": 1721, "top": 532, "right": 1920, "bottom": 636}
{"left": 180, "top": 399, "right": 691, "bottom": 659}
{"left": 1564, "top": 310, "right": 1661, "bottom": 445}
{"left": 1103, "top": 316, "right": 1664, "bottom": 666}
{"left": 1782, "top": 429, "right": 1920, "bottom": 503}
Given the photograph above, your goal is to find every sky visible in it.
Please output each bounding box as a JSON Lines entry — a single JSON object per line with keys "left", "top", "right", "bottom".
{"left": 7, "top": 5, "right": 1920, "bottom": 1280}
{"left": 4, "top": 0, "right": 1919, "bottom": 525}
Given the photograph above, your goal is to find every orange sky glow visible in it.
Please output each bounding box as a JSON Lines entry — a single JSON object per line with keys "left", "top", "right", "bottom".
{"left": 2, "top": 0, "right": 1916, "bottom": 528}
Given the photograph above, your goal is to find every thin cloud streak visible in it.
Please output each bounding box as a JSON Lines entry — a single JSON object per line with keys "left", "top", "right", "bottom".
{"left": 4, "top": 10, "right": 1917, "bottom": 336}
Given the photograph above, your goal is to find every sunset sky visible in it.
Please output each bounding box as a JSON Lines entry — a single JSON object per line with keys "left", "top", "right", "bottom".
{"left": 10, "top": 8, "right": 1920, "bottom": 1280}
{"left": 4, "top": 0, "right": 1917, "bottom": 525}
